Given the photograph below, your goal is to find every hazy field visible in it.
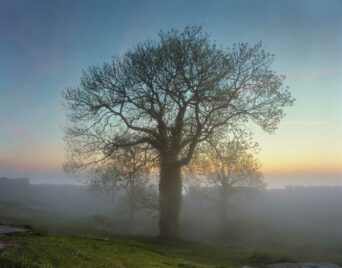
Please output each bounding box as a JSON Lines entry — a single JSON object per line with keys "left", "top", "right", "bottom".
{"left": 1, "top": 178, "right": 342, "bottom": 267}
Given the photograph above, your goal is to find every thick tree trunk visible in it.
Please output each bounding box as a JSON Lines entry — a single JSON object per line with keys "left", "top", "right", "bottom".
{"left": 159, "top": 158, "right": 182, "bottom": 238}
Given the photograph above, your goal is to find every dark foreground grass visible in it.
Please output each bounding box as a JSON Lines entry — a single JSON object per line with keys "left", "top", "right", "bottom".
{"left": 0, "top": 232, "right": 250, "bottom": 268}
{"left": 1, "top": 230, "right": 342, "bottom": 268}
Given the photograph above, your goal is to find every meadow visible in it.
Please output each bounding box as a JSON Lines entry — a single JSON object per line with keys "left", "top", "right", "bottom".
{"left": 1, "top": 179, "right": 342, "bottom": 267}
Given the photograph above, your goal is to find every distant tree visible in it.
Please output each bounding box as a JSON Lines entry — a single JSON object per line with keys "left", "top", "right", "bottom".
{"left": 190, "top": 133, "right": 264, "bottom": 239}
{"left": 63, "top": 26, "right": 294, "bottom": 237}
{"left": 89, "top": 146, "right": 157, "bottom": 230}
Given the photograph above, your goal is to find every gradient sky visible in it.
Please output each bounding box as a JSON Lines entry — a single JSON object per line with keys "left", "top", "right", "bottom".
{"left": 0, "top": 0, "right": 341, "bottom": 187}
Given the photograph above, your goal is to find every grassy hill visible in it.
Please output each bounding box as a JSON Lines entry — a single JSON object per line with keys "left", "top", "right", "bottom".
{"left": 2, "top": 226, "right": 342, "bottom": 268}
{"left": 0, "top": 230, "right": 293, "bottom": 268}
{"left": 0, "top": 233, "right": 232, "bottom": 268}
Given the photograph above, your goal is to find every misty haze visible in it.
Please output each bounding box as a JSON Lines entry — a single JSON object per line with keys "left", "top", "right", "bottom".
{"left": 1, "top": 1, "right": 341, "bottom": 267}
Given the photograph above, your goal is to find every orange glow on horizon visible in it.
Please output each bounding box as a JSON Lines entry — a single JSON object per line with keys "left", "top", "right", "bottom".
{"left": 0, "top": 150, "right": 64, "bottom": 172}
{"left": 260, "top": 156, "right": 342, "bottom": 176}
{"left": 3, "top": 157, "right": 341, "bottom": 175}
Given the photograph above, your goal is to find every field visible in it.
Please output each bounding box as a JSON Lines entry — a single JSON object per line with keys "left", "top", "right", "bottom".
{"left": 1, "top": 225, "right": 342, "bottom": 268}
{"left": 1, "top": 182, "right": 342, "bottom": 267}
{"left": 0, "top": 231, "right": 255, "bottom": 268}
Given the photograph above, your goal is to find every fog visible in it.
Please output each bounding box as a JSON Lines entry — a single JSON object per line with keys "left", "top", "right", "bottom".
{"left": 265, "top": 174, "right": 342, "bottom": 188}
{"left": 1, "top": 176, "right": 342, "bottom": 251}
{"left": 3, "top": 172, "right": 342, "bottom": 188}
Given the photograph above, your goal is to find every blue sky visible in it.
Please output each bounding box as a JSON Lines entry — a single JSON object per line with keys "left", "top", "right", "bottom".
{"left": 0, "top": 0, "right": 341, "bottom": 186}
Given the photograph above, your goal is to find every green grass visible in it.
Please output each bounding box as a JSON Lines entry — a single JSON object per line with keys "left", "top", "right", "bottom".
{"left": 2, "top": 229, "right": 342, "bottom": 268}
{"left": 0, "top": 232, "right": 250, "bottom": 268}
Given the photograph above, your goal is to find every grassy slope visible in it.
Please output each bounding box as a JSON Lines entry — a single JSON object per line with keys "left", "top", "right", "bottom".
{"left": 1, "top": 231, "right": 342, "bottom": 268}
{"left": 0, "top": 232, "right": 247, "bottom": 268}
{"left": 2, "top": 229, "right": 342, "bottom": 268}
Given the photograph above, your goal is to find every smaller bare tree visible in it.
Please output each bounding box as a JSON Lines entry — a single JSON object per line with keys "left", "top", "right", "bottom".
{"left": 189, "top": 132, "right": 264, "bottom": 239}
{"left": 90, "top": 146, "right": 157, "bottom": 230}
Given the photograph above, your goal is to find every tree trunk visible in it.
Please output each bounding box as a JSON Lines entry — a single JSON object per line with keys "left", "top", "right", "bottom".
{"left": 159, "top": 157, "right": 182, "bottom": 238}
{"left": 128, "top": 187, "right": 135, "bottom": 233}
{"left": 218, "top": 183, "right": 229, "bottom": 240}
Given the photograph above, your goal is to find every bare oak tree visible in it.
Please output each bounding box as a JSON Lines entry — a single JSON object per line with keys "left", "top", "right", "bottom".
{"left": 63, "top": 26, "right": 294, "bottom": 237}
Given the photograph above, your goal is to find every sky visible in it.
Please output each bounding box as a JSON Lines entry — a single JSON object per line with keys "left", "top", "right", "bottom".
{"left": 0, "top": 0, "right": 341, "bottom": 187}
